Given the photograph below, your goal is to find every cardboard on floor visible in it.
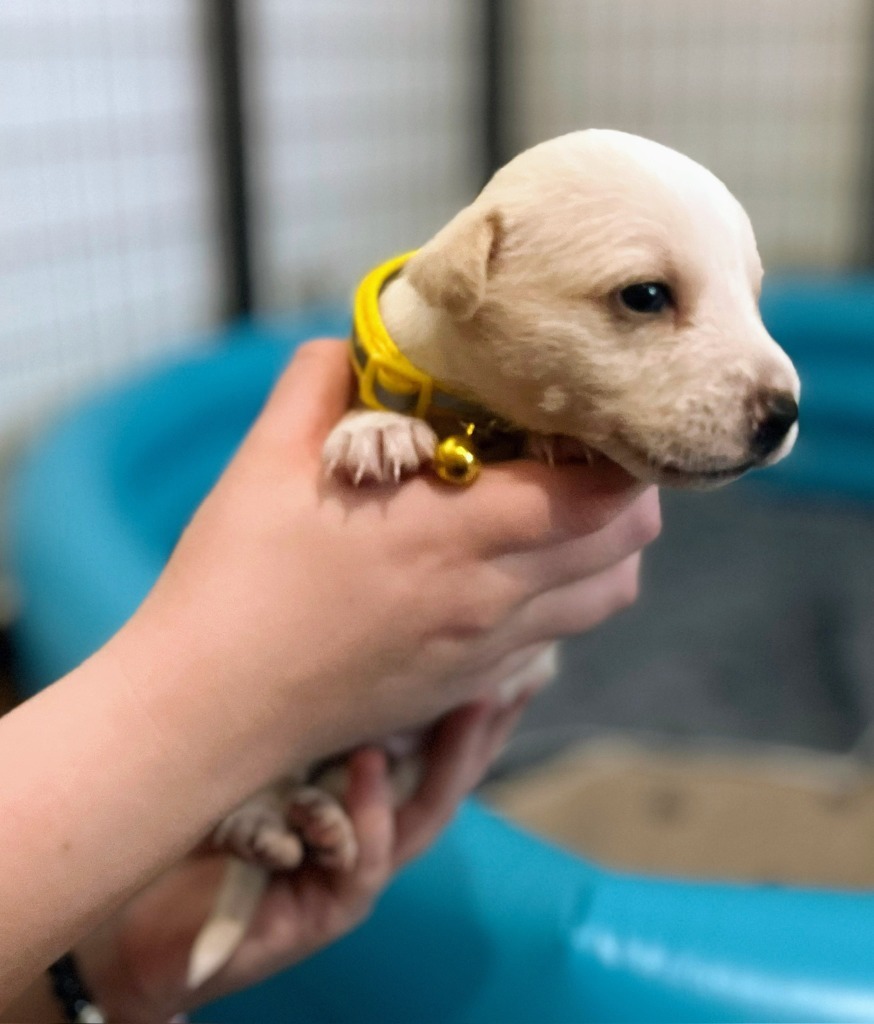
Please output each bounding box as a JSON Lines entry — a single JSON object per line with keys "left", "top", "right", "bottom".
{"left": 488, "top": 738, "right": 874, "bottom": 888}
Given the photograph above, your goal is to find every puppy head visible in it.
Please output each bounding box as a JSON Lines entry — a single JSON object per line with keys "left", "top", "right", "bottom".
{"left": 404, "top": 129, "right": 800, "bottom": 488}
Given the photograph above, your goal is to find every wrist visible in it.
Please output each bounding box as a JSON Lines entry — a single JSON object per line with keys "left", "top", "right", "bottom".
{"left": 103, "top": 591, "right": 323, "bottom": 814}
{"left": 74, "top": 929, "right": 169, "bottom": 1024}
{"left": 47, "top": 954, "right": 104, "bottom": 1023}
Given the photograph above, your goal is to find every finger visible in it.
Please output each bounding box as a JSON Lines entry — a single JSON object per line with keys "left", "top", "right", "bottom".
{"left": 257, "top": 344, "right": 641, "bottom": 552}
{"left": 434, "top": 692, "right": 532, "bottom": 786}
{"left": 245, "top": 752, "right": 393, "bottom": 968}
{"left": 393, "top": 703, "right": 495, "bottom": 866}
{"left": 255, "top": 338, "right": 356, "bottom": 450}
{"left": 503, "top": 552, "right": 642, "bottom": 647}
{"left": 393, "top": 695, "right": 535, "bottom": 867}
{"left": 478, "top": 690, "right": 534, "bottom": 769}
{"left": 440, "top": 458, "right": 648, "bottom": 557}
{"left": 498, "top": 487, "right": 660, "bottom": 593}
{"left": 342, "top": 747, "right": 394, "bottom": 897}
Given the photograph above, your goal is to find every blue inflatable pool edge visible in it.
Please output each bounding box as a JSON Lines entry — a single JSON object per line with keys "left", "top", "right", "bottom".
{"left": 7, "top": 301, "right": 874, "bottom": 1022}
{"left": 195, "top": 799, "right": 874, "bottom": 1024}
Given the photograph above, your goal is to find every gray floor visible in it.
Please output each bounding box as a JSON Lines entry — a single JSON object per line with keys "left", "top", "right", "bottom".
{"left": 506, "top": 482, "right": 874, "bottom": 771}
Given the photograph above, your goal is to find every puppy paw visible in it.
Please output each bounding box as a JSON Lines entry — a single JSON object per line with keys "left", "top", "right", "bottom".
{"left": 212, "top": 788, "right": 305, "bottom": 871}
{"left": 285, "top": 785, "right": 358, "bottom": 871}
{"left": 323, "top": 410, "right": 437, "bottom": 485}
{"left": 250, "top": 828, "right": 306, "bottom": 870}
{"left": 212, "top": 783, "right": 357, "bottom": 874}
{"left": 526, "top": 433, "right": 595, "bottom": 466}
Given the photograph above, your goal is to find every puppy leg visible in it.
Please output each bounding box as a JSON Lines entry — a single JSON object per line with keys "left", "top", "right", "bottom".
{"left": 498, "top": 643, "right": 559, "bottom": 703}
{"left": 187, "top": 859, "right": 269, "bottom": 989}
{"left": 323, "top": 409, "right": 437, "bottom": 484}
{"left": 189, "top": 781, "right": 357, "bottom": 988}
{"left": 190, "top": 786, "right": 301, "bottom": 990}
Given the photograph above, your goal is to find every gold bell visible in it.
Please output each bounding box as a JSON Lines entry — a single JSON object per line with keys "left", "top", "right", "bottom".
{"left": 433, "top": 435, "right": 481, "bottom": 485}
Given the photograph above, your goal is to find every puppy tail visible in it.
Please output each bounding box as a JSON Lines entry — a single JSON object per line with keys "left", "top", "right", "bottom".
{"left": 187, "top": 858, "right": 269, "bottom": 990}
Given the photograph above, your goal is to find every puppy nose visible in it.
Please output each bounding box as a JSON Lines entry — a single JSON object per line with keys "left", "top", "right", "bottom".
{"left": 751, "top": 391, "right": 798, "bottom": 457}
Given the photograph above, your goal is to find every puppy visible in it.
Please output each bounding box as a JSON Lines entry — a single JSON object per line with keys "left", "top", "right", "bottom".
{"left": 188, "top": 129, "right": 800, "bottom": 987}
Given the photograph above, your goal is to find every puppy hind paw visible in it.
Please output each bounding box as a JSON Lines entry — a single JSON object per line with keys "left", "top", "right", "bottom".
{"left": 251, "top": 828, "right": 306, "bottom": 871}
{"left": 211, "top": 790, "right": 296, "bottom": 866}
{"left": 285, "top": 785, "right": 359, "bottom": 872}
{"left": 323, "top": 411, "right": 437, "bottom": 485}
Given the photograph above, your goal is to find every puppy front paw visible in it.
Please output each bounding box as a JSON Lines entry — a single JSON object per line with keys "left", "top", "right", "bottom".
{"left": 323, "top": 410, "right": 437, "bottom": 485}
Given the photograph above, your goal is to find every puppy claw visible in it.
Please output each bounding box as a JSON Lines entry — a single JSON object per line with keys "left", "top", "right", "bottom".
{"left": 324, "top": 411, "right": 437, "bottom": 485}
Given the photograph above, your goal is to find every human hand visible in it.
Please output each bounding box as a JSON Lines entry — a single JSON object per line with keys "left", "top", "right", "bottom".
{"left": 74, "top": 698, "right": 528, "bottom": 1024}
{"left": 107, "top": 339, "right": 659, "bottom": 811}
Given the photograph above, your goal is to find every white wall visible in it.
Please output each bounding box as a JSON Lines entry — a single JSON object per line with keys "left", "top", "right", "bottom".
{"left": 514, "top": 0, "right": 872, "bottom": 270}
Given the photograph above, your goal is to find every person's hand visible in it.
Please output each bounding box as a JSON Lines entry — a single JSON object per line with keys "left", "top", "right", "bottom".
{"left": 106, "top": 339, "right": 660, "bottom": 815}
{"left": 74, "top": 698, "right": 529, "bottom": 1024}
{"left": 0, "top": 338, "right": 659, "bottom": 1009}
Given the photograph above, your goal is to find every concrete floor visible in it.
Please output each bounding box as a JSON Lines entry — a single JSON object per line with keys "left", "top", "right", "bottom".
{"left": 503, "top": 481, "right": 874, "bottom": 774}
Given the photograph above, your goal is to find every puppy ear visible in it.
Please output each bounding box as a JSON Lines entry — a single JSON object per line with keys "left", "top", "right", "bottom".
{"left": 405, "top": 207, "right": 502, "bottom": 320}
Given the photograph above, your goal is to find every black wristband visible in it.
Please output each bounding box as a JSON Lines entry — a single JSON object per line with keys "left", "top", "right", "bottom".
{"left": 46, "top": 953, "right": 105, "bottom": 1023}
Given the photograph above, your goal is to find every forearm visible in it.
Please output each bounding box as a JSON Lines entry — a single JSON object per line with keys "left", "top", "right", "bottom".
{"left": 0, "top": 612, "right": 314, "bottom": 1003}
{"left": 0, "top": 971, "right": 59, "bottom": 1023}
{"left": 0, "top": 644, "right": 194, "bottom": 997}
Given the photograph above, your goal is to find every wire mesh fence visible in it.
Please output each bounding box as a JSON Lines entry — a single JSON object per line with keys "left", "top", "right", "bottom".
{"left": 0, "top": 1, "right": 219, "bottom": 432}
{"left": 512, "top": 0, "right": 873, "bottom": 270}
{"left": 1, "top": 0, "right": 872, "bottom": 433}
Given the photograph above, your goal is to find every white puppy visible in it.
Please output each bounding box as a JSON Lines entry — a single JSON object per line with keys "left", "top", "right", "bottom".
{"left": 189, "top": 129, "right": 799, "bottom": 987}
{"left": 327, "top": 129, "right": 799, "bottom": 487}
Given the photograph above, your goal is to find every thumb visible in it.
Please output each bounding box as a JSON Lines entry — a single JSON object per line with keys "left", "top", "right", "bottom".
{"left": 256, "top": 338, "right": 355, "bottom": 449}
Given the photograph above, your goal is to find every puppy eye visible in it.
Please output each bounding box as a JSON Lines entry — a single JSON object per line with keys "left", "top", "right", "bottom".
{"left": 618, "top": 282, "right": 673, "bottom": 314}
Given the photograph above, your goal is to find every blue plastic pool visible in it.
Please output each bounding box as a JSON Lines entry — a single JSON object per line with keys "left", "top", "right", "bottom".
{"left": 8, "top": 287, "right": 874, "bottom": 1022}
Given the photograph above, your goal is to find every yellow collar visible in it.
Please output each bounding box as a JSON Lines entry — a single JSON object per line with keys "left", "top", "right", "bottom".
{"left": 350, "top": 252, "right": 432, "bottom": 417}
{"left": 350, "top": 252, "right": 496, "bottom": 424}
{"left": 349, "top": 252, "right": 527, "bottom": 483}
